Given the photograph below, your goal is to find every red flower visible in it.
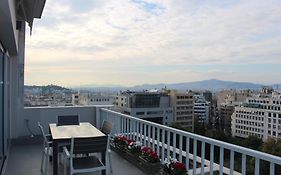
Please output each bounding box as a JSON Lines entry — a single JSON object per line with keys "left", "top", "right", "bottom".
{"left": 174, "top": 162, "right": 186, "bottom": 170}
{"left": 141, "top": 146, "right": 151, "bottom": 153}
{"left": 149, "top": 152, "right": 159, "bottom": 159}
{"left": 141, "top": 147, "right": 160, "bottom": 163}
{"left": 126, "top": 139, "right": 134, "bottom": 145}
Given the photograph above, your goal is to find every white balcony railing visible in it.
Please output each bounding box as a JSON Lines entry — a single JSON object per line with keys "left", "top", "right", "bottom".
{"left": 99, "top": 108, "right": 281, "bottom": 175}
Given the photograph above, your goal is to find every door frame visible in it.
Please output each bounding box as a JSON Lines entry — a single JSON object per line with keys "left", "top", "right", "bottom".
{"left": 0, "top": 44, "right": 4, "bottom": 172}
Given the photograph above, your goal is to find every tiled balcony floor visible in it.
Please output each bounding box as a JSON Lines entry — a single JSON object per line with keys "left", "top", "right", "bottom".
{"left": 3, "top": 140, "right": 145, "bottom": 175}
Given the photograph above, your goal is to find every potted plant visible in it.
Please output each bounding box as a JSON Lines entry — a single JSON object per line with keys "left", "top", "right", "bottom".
{"left": 162, "top": 158, "right": 187, "bottom": 175}
{"left": 112, "top": 135, "right": 140, "bottom": 162}
{"left": 113, "top": 134, "right": 128, "bottom": 149}
{"left": 128, "top": 141, "right": 142, "bottom": 155}
{"left": 138, "top": 146, "right": 161, "bottom": 174}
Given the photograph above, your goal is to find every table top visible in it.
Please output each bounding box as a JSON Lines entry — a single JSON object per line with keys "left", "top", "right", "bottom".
{"left": 49, "top": 122, "right": 105, "bottom": 140}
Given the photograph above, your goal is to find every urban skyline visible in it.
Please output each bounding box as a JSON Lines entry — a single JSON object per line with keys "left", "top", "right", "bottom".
{"left": 25, "top": 0, "right": 281, "bottom": 86}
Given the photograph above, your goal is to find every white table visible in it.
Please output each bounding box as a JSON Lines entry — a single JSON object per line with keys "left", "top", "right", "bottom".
{"left": 49, "top": 122, "right": 106, "bottom": 175}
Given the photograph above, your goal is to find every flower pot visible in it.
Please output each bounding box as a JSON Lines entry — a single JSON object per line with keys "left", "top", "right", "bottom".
{"left": 138, "top": 156, "right": 161, "bottom": 175}
{"left": 111, "top": 144, "right": 139, "bottom": 163}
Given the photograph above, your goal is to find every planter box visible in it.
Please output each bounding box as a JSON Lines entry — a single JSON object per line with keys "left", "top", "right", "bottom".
{"left": 138, "top": 156, "right": 161, "bottom": 175}
{"left": 111, "top": 144, "right": 161, "bottom": 175}
{"left": 111, "top": 144, "right": 137, "bottom": 163}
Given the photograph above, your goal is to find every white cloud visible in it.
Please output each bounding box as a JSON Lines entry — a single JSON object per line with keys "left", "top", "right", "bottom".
{"left": 25, "top": 0, "right": 281, "bottom": 85}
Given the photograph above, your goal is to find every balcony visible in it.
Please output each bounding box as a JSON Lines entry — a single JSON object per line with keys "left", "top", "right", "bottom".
{"left": 2, "top": 106, "right": 281, "bottom": 175}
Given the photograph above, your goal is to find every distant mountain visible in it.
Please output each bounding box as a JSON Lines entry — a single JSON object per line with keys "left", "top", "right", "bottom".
{"left": 132, "top": 79, "right": 264, "bottom": 91}
{"left": 72, "top": 79, "right": 266, "bottom": 92}
{"left": 25, "top": 84, "right": 74, "bottom": 94}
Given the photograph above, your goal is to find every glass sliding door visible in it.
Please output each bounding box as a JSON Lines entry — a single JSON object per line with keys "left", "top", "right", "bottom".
{"left": 0, "top": 49, "right": 4, "bottom": 171}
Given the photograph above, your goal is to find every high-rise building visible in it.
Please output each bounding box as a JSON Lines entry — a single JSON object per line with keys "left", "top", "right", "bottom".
{"left": 115, "top": 90, "right": 173, "bottom": 125}
{"left": 194, "top": 95, "right": 210, "bottom": 124}
{"left": 217, "top": 90, "right": 251, "bottom": 132}
{"left": 231, "top": 96, "right": 281, "bottom": 141}
{"left": 219, "top": 102, "right": 238, "bottom": 134}
{"left": 169, "top": 90, "right": 194, "bottom": 130}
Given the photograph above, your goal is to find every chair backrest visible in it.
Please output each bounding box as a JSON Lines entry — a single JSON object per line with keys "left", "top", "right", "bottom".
{"left": 101, "top": 120, "right": 113, "bottom": 135}
{"left": 70, "top": 136, "right": 108, "bottom": 155}
{"left": 38, "top": 122, "right": 49, "bottom": 148}
{"left": 57, "top": 115, "right": 80, "bottom": 126}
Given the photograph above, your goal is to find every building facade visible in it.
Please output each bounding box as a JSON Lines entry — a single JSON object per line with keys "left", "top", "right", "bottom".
{"left": 115, "top": 91, "right": 173, "bottom": 125}
{"left": 231, "top": 96, "right": 281, "bottom": 141}
{"left": 194, "top": 95, "right": 210, "bottom": 124}
{"left": 72, "top": 93, "right": 114, "bottom": 106}
{"left": 169, "top": 91, "right": 194, "bottom": 130}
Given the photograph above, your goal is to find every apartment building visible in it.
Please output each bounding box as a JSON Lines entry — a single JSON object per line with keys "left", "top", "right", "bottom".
{"left": 231, "top": 96, "right": 281, "bottom": 141}
{"left": 219, "top": 102, "right": 241, "bottom": 134}
{"left": 115, "top": 91, "right": 173, "bottom": 125}
{"left": 217, "top": 90, "right": 251, "bottom": 132}
{"left": 72, "top": 93, "right": 114, "bottom": 106}
{"left": 194, "top": 95, "right": 210, "bottom": 125}
{"left": 169, "top": 91, "right": 194, "bottom": 130}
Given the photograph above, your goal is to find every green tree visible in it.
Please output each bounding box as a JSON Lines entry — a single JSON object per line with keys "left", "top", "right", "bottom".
{"left": 262, "top": 138, "right": 281, "bottom": 157}
{"left": 169, "top": 122, "right": 190, "bottom": 132}
{"left": 242, "top": 135, "right": 263, "bottom": 150}
{"left": 261, "top": 138, "right": 281, "bottom": 175}
{"left": 193, "top": 116, "right": 206, "bottom": 135}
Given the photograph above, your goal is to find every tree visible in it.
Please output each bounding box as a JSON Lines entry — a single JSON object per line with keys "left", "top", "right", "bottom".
{"left": 193, "top": 115, "right": 206, "bottom": 135}
{"left": 261, "top": 138, "right": 281, "bottom": 175}
{"left": 262, "top": 138, "right": 281, "bottom": 157}
{"left": 242, "top": 135, "right": 263, "bottom": 151}
{"left": 169, "top": 122, "right": 190, "bottom": 132}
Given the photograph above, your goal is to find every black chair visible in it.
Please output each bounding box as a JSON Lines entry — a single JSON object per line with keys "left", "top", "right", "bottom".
{"left": 63, "top": 136, "right": 109, "bottom": 175}
{"left": 57, "top": 115, "right": 80, "bottom": 126}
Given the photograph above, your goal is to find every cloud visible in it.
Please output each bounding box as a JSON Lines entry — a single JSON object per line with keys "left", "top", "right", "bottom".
{"left": 25, "top": 0, "right": 281, "bottom": 86}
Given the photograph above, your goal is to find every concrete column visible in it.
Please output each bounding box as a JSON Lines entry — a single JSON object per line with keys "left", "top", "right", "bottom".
{"left": 10, "top": 21, "right": 26, "bottom": 138}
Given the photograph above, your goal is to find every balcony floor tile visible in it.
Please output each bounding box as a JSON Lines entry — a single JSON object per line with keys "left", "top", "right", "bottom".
{"left": 3, "top": 142, "right": 145, "bottom": 175}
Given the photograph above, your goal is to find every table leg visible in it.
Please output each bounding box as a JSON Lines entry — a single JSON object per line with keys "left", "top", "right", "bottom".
{"left": 53, "top": 140, "right": 58, "bottom": 175}
{"left": 102, "top": 152, "right": 106, "bottom": 175}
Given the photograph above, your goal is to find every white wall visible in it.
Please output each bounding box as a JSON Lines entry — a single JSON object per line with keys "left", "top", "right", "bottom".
{"left": 14, "top": 106, "right": 97, "bottom": 138}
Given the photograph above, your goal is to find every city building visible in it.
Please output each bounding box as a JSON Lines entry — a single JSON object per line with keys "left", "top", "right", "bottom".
{"left": 217, "top": 90, "right": 251, "bottom": 132}
{"left": 231, "top": 96, "right": 281, "bottom": 141}
{"left": 218, "top": 102, "right": 241, "bottom": 134}
{"left": 72, "top": 92, "right": 114, "bottom": 106}
{"left": 194, "top": 94, "right": 210, "bottom": 124}
{"left": 169, "top": 90, "right": 194, "bottom": 130}
{"left": 115, "top": 91, "right": 173, "bottom": 125}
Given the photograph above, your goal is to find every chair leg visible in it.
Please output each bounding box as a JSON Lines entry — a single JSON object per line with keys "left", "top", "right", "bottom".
{"left": 64, "top": 159, "right": 66, "bottom": 175}
{"left": 40, "top": 151, "right": 44, "bottom": 172}
{"left": 108, "top": 152, "right": 113, "bottom": 173}
{"left": 45, "top": 155, "right": 49, "bottom": 175}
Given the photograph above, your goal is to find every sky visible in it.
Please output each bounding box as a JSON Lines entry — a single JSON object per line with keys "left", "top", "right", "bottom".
{"left": 25, "top": 0, "right": 281, "bottom": 87}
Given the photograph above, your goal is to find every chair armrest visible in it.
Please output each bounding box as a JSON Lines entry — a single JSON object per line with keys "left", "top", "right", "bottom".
{"left": 63, "top": 146, "right": 70, "bottom": 158}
